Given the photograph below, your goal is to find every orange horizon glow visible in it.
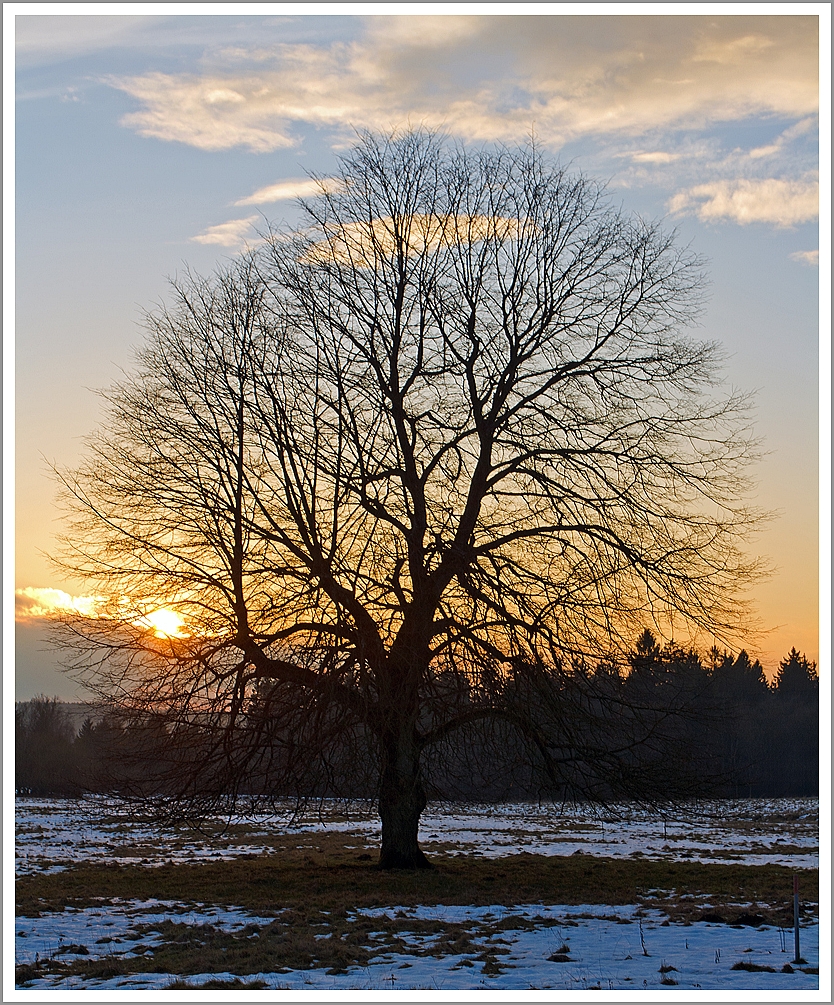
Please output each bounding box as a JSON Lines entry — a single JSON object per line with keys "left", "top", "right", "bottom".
{"left": 14, "top": 583, "right": 817, "bottom": 678}
{"left": 15, "top": 587, "right": 189, "bottom": 639}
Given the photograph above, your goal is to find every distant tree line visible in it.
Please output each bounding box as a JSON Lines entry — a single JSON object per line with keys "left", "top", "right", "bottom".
{"left": 16, "top": 635, "right": 818, "bottom": 801}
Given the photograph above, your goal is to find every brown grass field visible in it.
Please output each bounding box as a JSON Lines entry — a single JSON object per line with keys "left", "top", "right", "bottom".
{"left": 16, "top": 832, "right": 818, "bottom": 986}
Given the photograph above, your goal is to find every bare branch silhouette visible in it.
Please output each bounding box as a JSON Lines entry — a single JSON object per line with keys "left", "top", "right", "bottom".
{"left": 54, "top": 131, "right": 765, "bottom": 867}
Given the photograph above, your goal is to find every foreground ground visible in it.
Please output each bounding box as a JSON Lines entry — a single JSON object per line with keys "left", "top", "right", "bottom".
{"left": 15, "top": 797, "right": 820, "bottom": 992}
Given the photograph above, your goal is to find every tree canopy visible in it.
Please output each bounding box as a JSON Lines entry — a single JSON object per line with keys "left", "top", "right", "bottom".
{"left": 56, "top": 131, "right": 765, "bottom": 866}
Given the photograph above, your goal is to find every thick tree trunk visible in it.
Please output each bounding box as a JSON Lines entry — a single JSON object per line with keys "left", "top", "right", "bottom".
{"left": 377, "top": 727, "right": 431, "bottom": 869}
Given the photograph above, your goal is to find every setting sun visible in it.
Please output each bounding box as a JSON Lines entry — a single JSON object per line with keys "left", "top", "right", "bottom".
{"left": 16, "top": 587, "right": 189, "bottom": 639}
{"left": 141, "top": 609, "right": 187, "bottom": 638}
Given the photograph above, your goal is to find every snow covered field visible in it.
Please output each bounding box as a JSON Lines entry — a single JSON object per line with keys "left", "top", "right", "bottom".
{"left": 14, "top": 797, "right": 821, "bottom": 993}
{"left": 15, "top": 795, "right": 818, "bottom": 874}
{"left": 13, "top": 900, "right": 820, "bottom": 992}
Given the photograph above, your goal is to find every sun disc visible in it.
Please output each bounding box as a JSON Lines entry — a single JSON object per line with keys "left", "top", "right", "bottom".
{"left": 144, "top": 608, "right": 186, "bottom": 638}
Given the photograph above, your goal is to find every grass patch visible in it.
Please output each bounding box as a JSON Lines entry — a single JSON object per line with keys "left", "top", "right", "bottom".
{"left": 15, "top": 843, "right": 818, "bottom": 987}
{"left": 16, "top": 911, "right": 507, "bottom": 986}
{"left": 17, "top": 838, "right": 817, "bottom": 929}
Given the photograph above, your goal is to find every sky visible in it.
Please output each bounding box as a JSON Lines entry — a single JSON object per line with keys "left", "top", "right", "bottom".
{"left": 8, "top": 5, "right": 829, "bottom": 700}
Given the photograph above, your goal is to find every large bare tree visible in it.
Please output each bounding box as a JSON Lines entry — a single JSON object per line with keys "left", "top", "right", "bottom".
{"left": 57, "top": 131, "right": 762, "bottom": 867}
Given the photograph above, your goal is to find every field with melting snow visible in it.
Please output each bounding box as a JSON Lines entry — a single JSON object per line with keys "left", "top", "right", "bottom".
{"left": 14, "top": 796, "right": 821, "bottom": 993}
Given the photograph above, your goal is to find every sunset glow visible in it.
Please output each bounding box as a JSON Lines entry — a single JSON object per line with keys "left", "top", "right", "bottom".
{"left": 15, "top": 587, "right": 104, "bottom": 619}
{"left": 13, "top": 12, "right": 824, "bottom": 702}
{"left": 139, "top": 608, "right": 187, "bottom": 639}
{"left": 16, "top": 587, "right": 188, "bottom": 639}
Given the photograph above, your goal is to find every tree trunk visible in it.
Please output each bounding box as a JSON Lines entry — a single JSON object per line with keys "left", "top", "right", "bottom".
{"left": 377, "top": 727, "right": 431, "bottom": 869}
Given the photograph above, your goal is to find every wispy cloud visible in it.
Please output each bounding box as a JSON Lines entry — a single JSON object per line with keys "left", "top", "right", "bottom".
{"left": 748, "top": 116, "right": 818, "bottom": 160}
{"left": 14, "top": 13, "right": 305, "bottom": 67}
{"left": 668, "top": 177, "right": 819, "bottom": 227}
{"left": 115, "top": 72, "right": 297, "bottom": 152}
{"left": 110, "top": 16, "right": 818, "bottom": 153}
{"left": 627, "top": 151, "right": 681, "bottom": 165}
{"left": 190, "top": 216, "right": 258, "bottom": 247}
{"left": 234, "top": 177, "right": 340, "bottom": 206}
{"left": 94, "top": 15, "right": 820, "bottom": 232}
{"left": 15, "top": 14, "right": 167, "bottom": 64}
{"left": 790, "top": 249, "right": 819, "bottom": 266}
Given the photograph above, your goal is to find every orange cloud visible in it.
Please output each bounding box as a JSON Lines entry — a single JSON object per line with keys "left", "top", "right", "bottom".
{"left": 302, "top": 213, "right": 524, "bottom": 267}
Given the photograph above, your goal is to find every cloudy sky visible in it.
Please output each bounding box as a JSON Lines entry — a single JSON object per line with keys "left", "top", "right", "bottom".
{"left": 10, "top": 7, "right": 826, "bottom": 698}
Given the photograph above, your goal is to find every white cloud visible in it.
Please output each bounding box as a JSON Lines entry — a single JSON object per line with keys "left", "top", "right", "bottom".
{"left": 16, "top": 587, "right": 103, "bottom": 620}
{"left": 235, "top": 177, "right": 340, "bottom": 206}
{"left": 109, "top": 16, "right": 819, "bottom": 153}
{"left": 790, "top": 249, "right": 819, "bottom": 266}
{"left": 190, "top": 216, "right": 258, "bottom": 246}
{"left": 365, "top": 14, "right": 480, "bottom": 49}
{"left": 628, "top": 151, "right": 680, "bottom": 164}
{"left": 100, "top": 15, "right": 819, "bottom": 234}
{"left": 782, "top": 116, "right": 818, "bottom": 141}
{"left": 14, "top": 13, "right": 305, "bottom": 67}
{"left": 115, "top": 71, "right": 297, "bottom": 152}
{"left": 668, "top": 178, "right": 819, "bottom": 227}
{"left": 204, "top": 88, "right": 246, "bottom": 105}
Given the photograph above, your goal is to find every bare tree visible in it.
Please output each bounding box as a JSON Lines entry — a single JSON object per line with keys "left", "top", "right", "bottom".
{"left": 56, "top": 131, "right": 763, "bottom": 867}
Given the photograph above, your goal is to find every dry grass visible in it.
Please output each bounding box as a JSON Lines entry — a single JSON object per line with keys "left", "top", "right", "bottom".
{"left": 17, "top": 832, "right": 816, "bottom": 923}
{"left": 16, "top": 907, "right": 541, "bottom": 985}
{"left": 15, "top": 837, "right": 818, "bottom": 987}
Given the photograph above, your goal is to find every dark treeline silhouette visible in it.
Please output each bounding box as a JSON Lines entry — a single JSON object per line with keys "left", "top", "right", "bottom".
{"left": 16, "top": 636, "right": 818, "bottom": 802}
